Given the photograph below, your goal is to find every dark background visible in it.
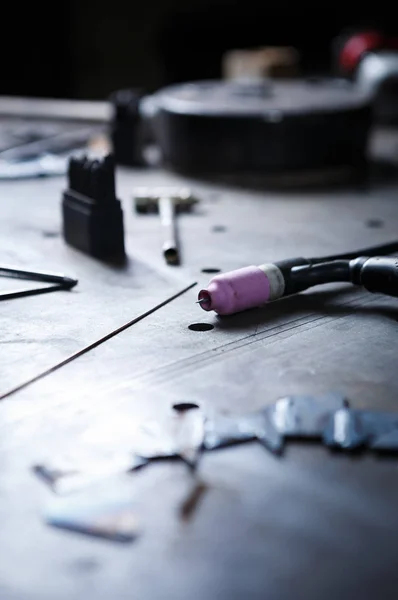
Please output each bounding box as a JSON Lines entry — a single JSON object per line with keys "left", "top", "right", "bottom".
{"left": 1, "top": 1, "right": 395, "bottom": 100}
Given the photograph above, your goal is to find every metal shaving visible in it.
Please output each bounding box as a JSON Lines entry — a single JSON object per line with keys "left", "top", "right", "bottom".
{"left": 370, "top": 428, "right": 398, "bottom": 451}
{"left": 137, "top": 408, "right": 205, "bottom": 468}
{"left": 175, "top": 409, "right": 205, "bottom": 468}
{"left": 34, "top": 394, "right": 398, "bottom": 505}
{"left": 323, "top": 407, "right": 398, "bottom": 451}
{"left": 359, "top": 410, "right": 398, "bottom": 449}
{"left": 45, "top": 489, "right": 139, "bottom": 543}
{"left": 34, "top": 454, "right": 147, "bottom": 495}
{"left": 323, "top": 407, "right": 366, "bottom": 450}
{"left": 204, "top": 412, "right": 257, "bottom": 450}
{"left": 204, "top": 408, "right": 283, "bottom": 454}
{"left": 270, "top": 393, "right": 347, "bottom": 438}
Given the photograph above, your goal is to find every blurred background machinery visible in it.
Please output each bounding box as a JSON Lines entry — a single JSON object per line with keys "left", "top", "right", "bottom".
{"left": 2, "top": 1, "right": 397, "bottom": 100}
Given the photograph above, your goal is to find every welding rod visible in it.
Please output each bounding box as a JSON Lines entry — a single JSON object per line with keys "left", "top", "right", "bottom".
{"left": 0, "top": 265, "right": 77, "bottom": 288}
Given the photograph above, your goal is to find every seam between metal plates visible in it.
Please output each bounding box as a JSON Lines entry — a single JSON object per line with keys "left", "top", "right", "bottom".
{"left": 111, "top": 292, "right": 388, "bottom": 391}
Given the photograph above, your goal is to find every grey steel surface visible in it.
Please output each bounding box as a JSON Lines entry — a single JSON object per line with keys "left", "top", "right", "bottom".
{"left": 0, "top": 102, "right": 398, "bottom": 599}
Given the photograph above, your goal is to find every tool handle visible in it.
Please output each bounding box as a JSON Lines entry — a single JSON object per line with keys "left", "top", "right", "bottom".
{"left": 159, "top": 197, "right": 180, "bottom": 265}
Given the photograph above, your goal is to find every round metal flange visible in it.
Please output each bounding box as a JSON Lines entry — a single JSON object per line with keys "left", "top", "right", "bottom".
{"left": 144, "top": 78, "right": 372, "bottom": 176}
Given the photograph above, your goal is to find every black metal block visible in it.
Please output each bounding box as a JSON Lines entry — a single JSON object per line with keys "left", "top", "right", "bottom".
{"left": 62, "top": 154, "right": 125, "bottom": 260}
{"left": 110, "top": 89, "right": 144, "bottom": 167}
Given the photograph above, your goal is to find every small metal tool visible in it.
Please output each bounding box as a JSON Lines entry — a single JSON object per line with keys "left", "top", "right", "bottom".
{"left": 0, "top": 265, "right": 77, "bottom": 287}
{"left": 159, "top": 196, "right": 179, "bottom": 265}
{"left": 133, "top": 187, "right": 198, "bottom": 266}
{"left": 0, "top": 264, "right": 77, "bottom": 300}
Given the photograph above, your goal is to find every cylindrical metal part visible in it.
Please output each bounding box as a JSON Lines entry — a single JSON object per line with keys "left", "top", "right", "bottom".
{"left": 144, "top": 79, "right": 372, "bottom": 176}
{"left": 159, "top": 197, "right": 180, "bottom": 266}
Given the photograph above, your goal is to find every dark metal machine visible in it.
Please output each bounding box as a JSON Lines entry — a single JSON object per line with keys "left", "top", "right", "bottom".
{"left": 142, "top": 78, "right": 372, "bottom": 176}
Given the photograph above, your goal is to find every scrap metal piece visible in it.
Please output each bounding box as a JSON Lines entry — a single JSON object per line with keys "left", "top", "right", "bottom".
{"left": 324, "top": 408, "right": 398, "bottom": 451}
{"left": 33, "top": 464, "right": 78, "bottom": 490}
{"left": 137, "top": 419, "right": 178, "bottom": 459}
{"left": 56, "top": 455, "right": 148, "bottom": 495}
{"left": 204, "top": 412, "right": 257, "bottom": 450}
{"left": 359, "top": 410, "right": 398, "bottom": 451}
{"left": 370, "top": 428, "right": 398, "bottom": 451}
{"left": 243, "top": 409, "right": 284, "bottom": 454}
{"left": 45, "top": 490, "right": 139, "bottom": 543}
{"left": 33, "top": 454, "right": 148, "bottom": 495}
{"left": 138, "top": 408, "right": 205, "bottom": 468}
{"left": 270, "top": 393, "right": 347, "bottom": 439}
{"left": 176, "top": 409, "right": 205, "bottom": 468}
{"left": 323, "top": 407, "right": 367, "bottom": 450}
{"left": 204, "top": 409, "right": 283, "bottom": 455}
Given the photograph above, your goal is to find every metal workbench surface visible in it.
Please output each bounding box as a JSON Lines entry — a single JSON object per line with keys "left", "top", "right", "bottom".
{"left": 0, "top": 100, "right": 398, "bottom": 600}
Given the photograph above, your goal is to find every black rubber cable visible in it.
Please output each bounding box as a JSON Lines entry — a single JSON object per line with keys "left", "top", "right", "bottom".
{"left": 289, "top": 260, "right": 351, "bottom": 292}
{"left": 309, "top": 239, "right": 398, "bottom": 264}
